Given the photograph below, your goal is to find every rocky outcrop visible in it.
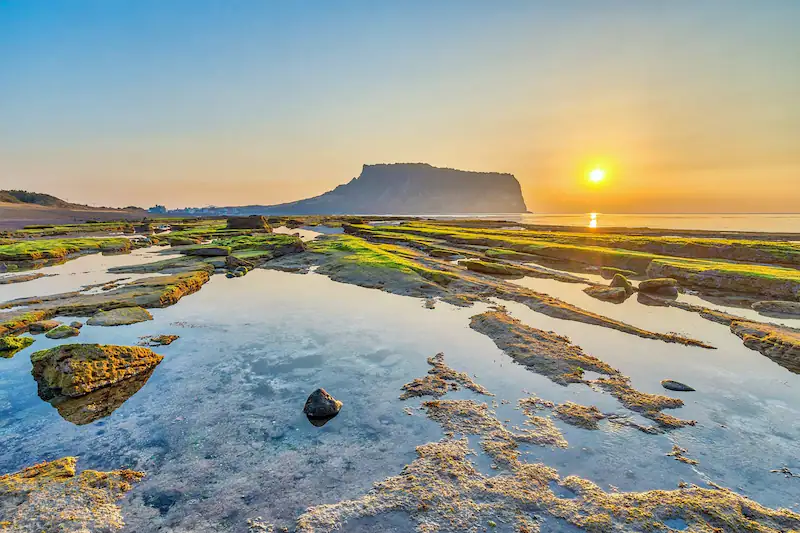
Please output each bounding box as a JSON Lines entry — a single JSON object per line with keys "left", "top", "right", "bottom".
{"left": 87, "top": 306, "right": 154, "bottom": 326}
{"left": 459, "top": 259, "right": 525, "bottom": 277}
{"left": 183, "top": 245, "right": 231, "bottom": 257}
{"left": 730, "top": 321, "right": 800, "bottom": 374}
{"left": 0, "top": 335, "right": 34, "bottom": 358}
{"left": 227, "top": 215, "right": 272, "bottom": 230}
{"left": 0, "top": 456, "right": 144, "bottom": 532}
{"left": 31, "top": 343, "right": 163, "bottom": 400}
{"left": 250, "top": 163, "right": 528, "bottom": 215}
{"left": 752, "top": 300, "right": 800, "bottom": 318}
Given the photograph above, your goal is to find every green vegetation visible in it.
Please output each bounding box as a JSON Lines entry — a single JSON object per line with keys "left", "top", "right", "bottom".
{"left": 16, "top": 221, "right": 136, "bottom": 236}
{"left": 0, "top": 335, "right": 35, "bottom": 358}
{"left": 0, "top": 310, "right": 55, "bottom": 336}
{"left": 0, "top": 237, "right": 132, "bottom": 262}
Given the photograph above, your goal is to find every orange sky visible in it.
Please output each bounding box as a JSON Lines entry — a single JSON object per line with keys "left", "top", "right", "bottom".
{"left": 2, "top": 2, "right": 798, "bottom": 212}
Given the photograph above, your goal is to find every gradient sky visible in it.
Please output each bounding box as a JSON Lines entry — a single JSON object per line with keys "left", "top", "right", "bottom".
{"left": 1, "top": 1, "right": 798, "bottom": 212}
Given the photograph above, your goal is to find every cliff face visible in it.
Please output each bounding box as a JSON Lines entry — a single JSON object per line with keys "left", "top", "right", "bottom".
{"left": 260, "top": 163, "right": 528, "bottom": 215}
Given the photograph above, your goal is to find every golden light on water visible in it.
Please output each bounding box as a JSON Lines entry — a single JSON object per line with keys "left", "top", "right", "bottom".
{"left": 589, "top": 212, "right": 598, "bottom": 228}
{"left": 588, "top": 168, "right": 606, "bottom": 183}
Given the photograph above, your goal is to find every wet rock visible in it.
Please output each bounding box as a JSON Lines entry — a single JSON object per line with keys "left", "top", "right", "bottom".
{"left": 600, "top": 267, "right": 638, "bottom": 280}
{"left": 225, "top": 254, "right": 255, "bottom": 270}
{"left": 0, "top": 456, "right": 144, "bottom": 532}
{"left": 610, "top": 273, "right": 634, "bottom": 295}
{"left": 459, "top": 259, "right": 525, "bottom": 277}
{"left": 553, "top": 402, "right": 606, "bottom": 430}
{"left": 0, "top": 335, "right": 34, "bottom": 358}
{"left": 227, "top": 215, "right": 272, "bottom": 231}
{"left": 45, "top": 325, "right": 81, "bottom": 339}
{"left": 29, "top": 319, "right": 63, "bottom": 333}
{"left": 752, "top": 300, "right": 800, "bottom": 318}
{"left": 31, "top": 343, "right": 163, "bottom": 399}
{"left": 730, "top": 321, "right": 800, "bottom": 374}
{"left": 70, "top": 321, "right": 83, "bottom": 329}
{"left": 637, "top": 292, "right": 671, "bottom": 307}
{"left": 138, "top": 334, "right": 180, "bottom": 347}
{"left": 0, "top": 272, "right": 47, "bottom": 284}
{"left": 638, "top": 278, "right": 679, "bottom": 297}
{"left": 87, "top": 306, "right": 154, "bottom": 326}
{"left": 660, "top": 379, "right": 695, "bottom": 392}
{"left": 583, "top": 285, "right": 628, "bottom": 303}
{"left": 184, "top": 245, "right": 231, "bottom": 257}
{"left": 303, "top": 388, "right": 342, "bottom": 420}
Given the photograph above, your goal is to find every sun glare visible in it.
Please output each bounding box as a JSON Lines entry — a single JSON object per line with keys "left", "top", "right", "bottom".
{"left": 588, "top": 168, "right": 606, "bottom": 183}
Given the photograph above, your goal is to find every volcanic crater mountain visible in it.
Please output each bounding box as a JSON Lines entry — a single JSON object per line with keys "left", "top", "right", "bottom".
{"left": 204, "top": 163, "right": 528, "bottom": 215}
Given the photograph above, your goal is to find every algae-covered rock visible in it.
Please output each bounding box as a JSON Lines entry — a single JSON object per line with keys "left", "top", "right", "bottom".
{"left": 459, "top": 259, "right": 525, "bottom": 277}
{"left": 227, "top": 215, "right": 272, "bottom": 231}
{"left": 0, "top": 456, "right": 144, "bottom": 532}
{"left": 184, "top": 245, "right": 231, "bottom": 257}
{"left": 28, "top": 319, "right": 63, "bottom": 333}
{"left": 31, "top": 343, "right": 163, "bottom": 399}
{"left": 87, "top": 306, "right": 154, "bottom": 326}
{"left": 639, "top": 277, "right": 679, "bottom": 296}
{"left": 752, "top": 300, "right": 800, "bottom": 318}
{"left": 0, "top": 335, "right": 34, "bottom": 358}
{"left": 303, "top": 388, "right": 342, "bottom": 419}
{"left": 583, "top": 285, "right": 628, "bottom": 303}
{"left": 45, "top": 324, "right": 81, "bottom": 339}
{"left": 730, "top": 321, "right": 800, "bottom": 374}
{"left": 553, "top": 401, "right": 606, "bottom": 430}
{"left": 225, "top": 254, "right": 255, "bottom": 270}
{"left": 610, "top": 273, "right": 634, "bottom": 295}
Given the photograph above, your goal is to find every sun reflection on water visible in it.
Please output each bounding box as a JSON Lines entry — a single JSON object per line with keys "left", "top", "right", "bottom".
{"left": 589, "top": 212, "right": 598, "bottom": 228}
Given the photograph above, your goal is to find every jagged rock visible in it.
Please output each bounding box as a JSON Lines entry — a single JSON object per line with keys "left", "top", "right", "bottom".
{"left": 752, "top": 300, "right": 800, "bottom": 318}
{"left": 87, "top": 306, "right": 153, "bottom": 326}
{"left": 31, "top": 343, "right": 163, "bottom": 399}
{"left": 45, "top": 325, "right": 81, "bottom": 339}
{"left": 610, "top": 273, "right": 634, "bottom": 295}
{"left": 583, "top": 285, "right": 628, "bottom": 303}
{"left": 0, "top": 335, "right": 34, "bottom": 358}
{"left": 227, "top": 215, "right": 272, "bottom": 230}
{"left": 661, "top": 380, "right": 695, "bottom": 392}
{"left": 28, "top": 320, "right": 62, "bottom": 333}
{"left": 639, "top": 278, "right": 679, "bottom": 296}
{"left": 303, "top": 388, "right": 342, "bottom": 420}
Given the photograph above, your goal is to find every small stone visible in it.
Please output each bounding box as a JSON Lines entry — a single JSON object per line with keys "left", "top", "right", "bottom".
{"left": 661, "top": 379, "right": 695, "bottom": 392}
{"left": 303, "top": 388, "right": 343, "bottom": 420}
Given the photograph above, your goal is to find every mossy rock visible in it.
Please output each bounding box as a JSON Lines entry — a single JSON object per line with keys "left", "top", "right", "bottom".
{"left": 45, "top": 325, "right": 81, "bottom": 339}
{"left": 459, "top": 259, "right": 525, "bottom": 277}
{"left": 0, "top": 335, "right": 34, "bottom": 358}
{"left": 583, "top": 285, "right": 628, "bottom": 303}
{"left": 609, "top": 273, "right": 634, "bottom": 295}
{"left": 31, "top": 343, "right": 164, "bottom": 399}
{"left": 87, "top": 307, "right": 154, "bottom": 326}
{"left": 183, "top": 245, "right": 231, "bottom": 257}
{"left": 226, "top": 215, "right": 272, "bottom": 231}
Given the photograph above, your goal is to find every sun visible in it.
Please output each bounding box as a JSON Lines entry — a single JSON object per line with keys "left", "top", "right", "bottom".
{"left": 588, "top": 168, "right": 606, "bottom": 183}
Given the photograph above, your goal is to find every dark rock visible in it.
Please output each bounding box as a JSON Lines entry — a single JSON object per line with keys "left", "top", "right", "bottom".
{"left": 184, "top": 246, "right": 231, "bottom": 257}
{"left": 226, "top": 215, "right": 272, "bottom": 231}
{"left": 660, "top": 380, "right": 695, "bottom": 392}
{"left": 639, "top": 278, "right": 679, "bottom": 296}
{"left": 610, "top": 273, "right": 634, "bottom": 295}
{"left": 583, "top": 285, "right": 628, "bottom": 303}
{"left": 303, "top": 388, "right": 342, "bottom": 420}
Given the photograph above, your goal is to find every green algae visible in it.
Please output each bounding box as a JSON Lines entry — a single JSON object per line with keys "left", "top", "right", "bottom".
{"left": 0, "top": 237, "right": 132, "bottom": 262}
{"left": 0, "top": 335, "right": 34, "bottom": 358}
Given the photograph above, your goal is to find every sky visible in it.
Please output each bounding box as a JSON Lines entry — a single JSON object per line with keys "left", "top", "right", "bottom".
{"left": 1, "top": 1, "right": 798, "bottom": 213}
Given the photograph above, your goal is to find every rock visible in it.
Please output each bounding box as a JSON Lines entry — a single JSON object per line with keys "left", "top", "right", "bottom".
{"left": 638, "top": 278, "right": 679, "bottom": 296}
{"left": 0, "top": 272, "right": 47, "bottom": 284}
{"left": 29, "top": 320, "right": 63, "bottom": 333}
{"left": 637, "top": 292, "right": 671, "bottom": 307}
{"left": 87, "top": 306, "right": 154, "bottom": 326}
{"left": 600, "top": 267, "right": 638, "bottom": 280}
{"left": 184, "top": 246, "right": 231, "bottom": 257}
{"left": 583, "top": 285, "right": 628, "bottom": 303}
{"left": 459, "top": 259, "right": 525, "bottom": 277}
{"left": 303, "top": 388, "right": 343, "bottom": 419}
{"left": 138, "top": 334, "right": 179, "bottom": 347}
{"left": 610, "top": 273, "right": 634, "bottom": 295}
{"left": 226, "top": 215, "right": 272, "bottom": 231}
{"left": 660, "top": 380, "right": 695, "bottom": 392}
{"left": 0, "top": 335, "right": 34, "bottom": 358}
{"left": 225, "top": 255, "right": 255, "bottom": 270}
{"left": 752, "top": 300, "right": 800, "bottom": 318}
{"left": 45, "top": 325, "right": 81, "bottom": 339}
{"left": 70, "top": 321, "right": 83, "bottom": 329}
{"left": 730, "top": 321, "right": 800, "bottom": 374}
{"left": 30, "top": 343, "right": 164, "bottom": 399}
{"left": 169, "top": 237, "right": 202, "bottom": 246}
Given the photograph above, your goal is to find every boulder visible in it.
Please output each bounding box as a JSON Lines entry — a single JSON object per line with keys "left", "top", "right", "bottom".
{"left": 29, "top": 320, "right": 63, "bottom": 333}
{"left": 70, "top": 321, "right": 84, "bottom": 329}
{"left": 303, "top": 388, "right": 343, "bottom": 419}
{"left": 0, "top": 335, "right": 34, "bottom": 358}
{"left": 45, "top": 325, "right": 81, "bottom": 339}
{"left": 31, "top": 343, "right": 163, "bottom": 399}
{"left": 87, "top": 306, "right": 154, "bottom": 326}
{"left": 660, "top": 379, "right": 695, "bottom": 392}
{"left": 610, "top": 273, "right": 635, "bottom": 295}
{"left": 583, "top": 285, "right": 628, "bottom": 303}
{"left": 226, "top": 215, "right": 272, "bottom": 231}
{"left": 184, "top": 246, "right": 231, "bottom": 257}
{"left": 639, "top": 278, "right": 679, "bottom": 296}
{"left": 752, "top": 300, "right": 800, "bottom": 318}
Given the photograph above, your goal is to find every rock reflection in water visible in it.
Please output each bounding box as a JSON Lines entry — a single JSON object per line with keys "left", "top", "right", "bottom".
{"left": 43, "top": 367, "right": 156, "bottom": 425}
{"left": 305, "top": 413, "right": 338, "bottom": 427}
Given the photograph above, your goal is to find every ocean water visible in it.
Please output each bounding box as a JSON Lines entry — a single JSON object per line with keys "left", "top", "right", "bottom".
{"left": 1, "top": 246, "right": 799, "bottom": 531}
{"left": 432, "top": 213, "right": 800, "bottom": 233}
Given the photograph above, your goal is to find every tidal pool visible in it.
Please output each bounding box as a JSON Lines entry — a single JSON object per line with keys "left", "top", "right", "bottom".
{"left": 1, "top": 252, "right": 798, "bottom": 531}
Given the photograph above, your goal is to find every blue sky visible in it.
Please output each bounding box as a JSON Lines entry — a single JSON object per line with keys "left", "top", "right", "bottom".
{"left": 2, "top": 1, "right": 798, "bottom": 211}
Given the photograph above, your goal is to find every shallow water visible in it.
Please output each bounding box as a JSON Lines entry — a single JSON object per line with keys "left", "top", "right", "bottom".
{"left": 1, "top": 252, "right": 799, "bottom": 531}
